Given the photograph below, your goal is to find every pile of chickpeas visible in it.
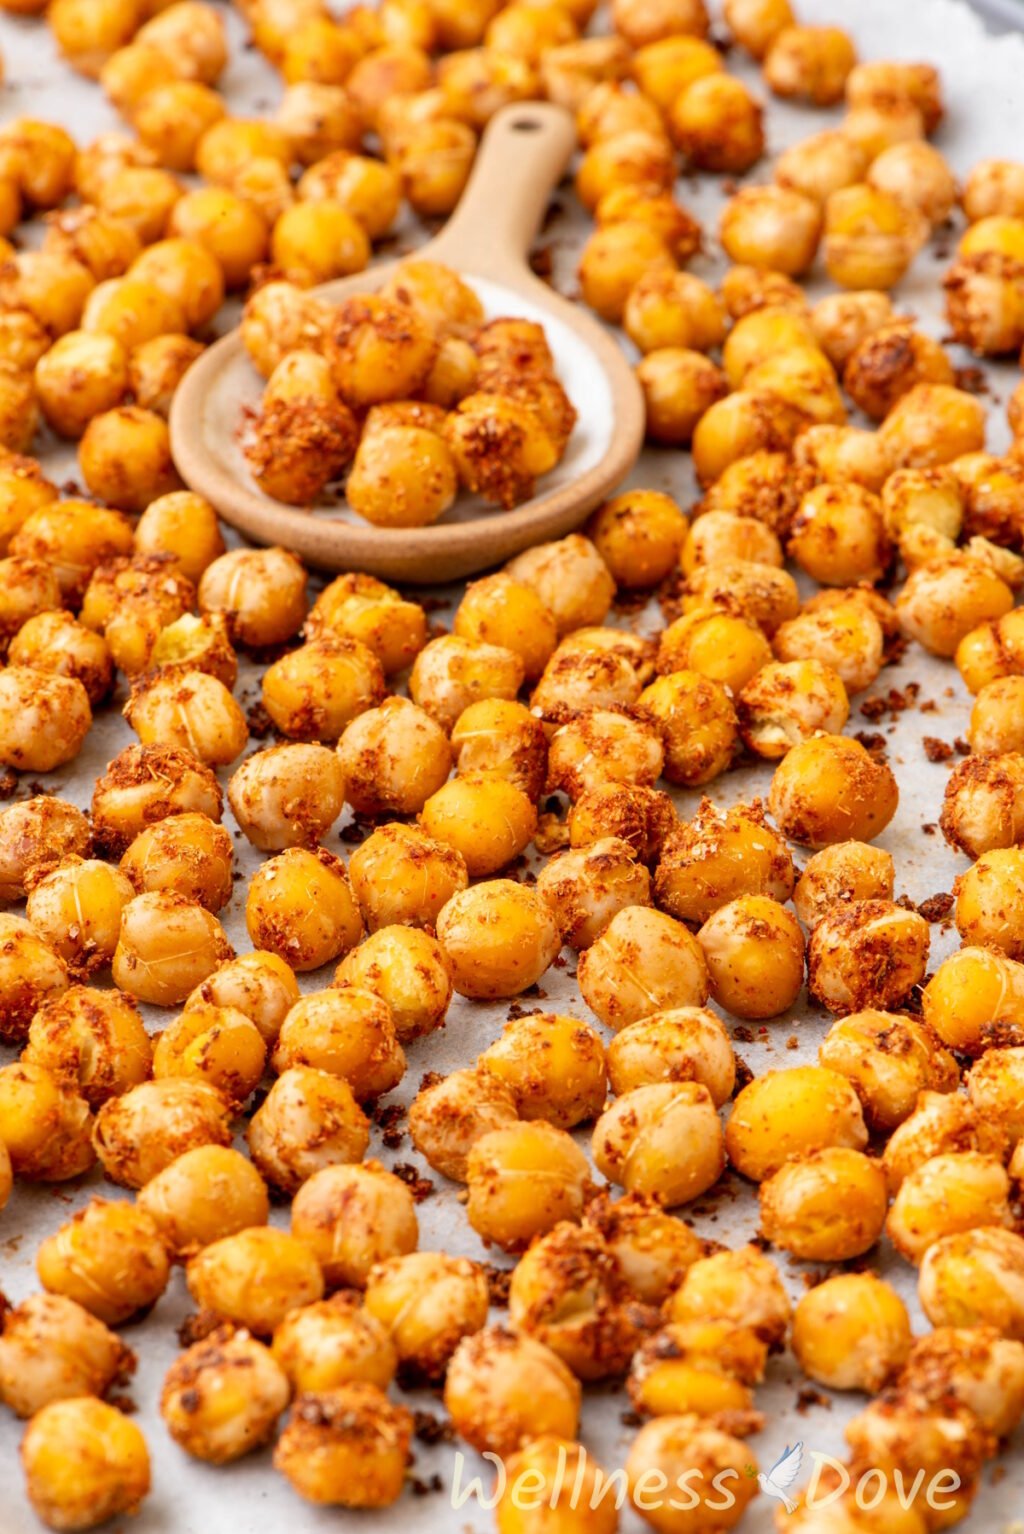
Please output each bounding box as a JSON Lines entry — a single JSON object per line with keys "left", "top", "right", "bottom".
{"left": 3, "top": 0, "right": 1024, "bottom": 1530}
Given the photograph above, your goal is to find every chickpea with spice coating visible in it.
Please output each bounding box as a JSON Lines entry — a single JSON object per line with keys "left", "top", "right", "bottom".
{"left": 760, "top": 1148, "right": 888, "bottom": 1262}
{"left": 272, "top": 1294, "right": 396, "bottom": 1395}
{"left": 0, "top": 1060, "right": 92, "bottom": 1180}
{"left": 90, "top": 744, "right": 223, "bottom": 860}
{"left": 187, "top": 1227, "right": 324, "bottom": 1337}
{"left": 199, "top": 547, "right": 307, "bottom": 649}
{"left": 587, "top": 490, "right": 687, "bottom": 588}
{"left": 940, "top": 752, "right": 1024, "bottom": 858}
{"left": 719, "top": 185, "right": 822, "bottom": 276}
{"left": 348, "top": 822, "right": 468, "bottom": 931}
{"left": 738, "top": 659, "right": 849, "bottom": 758}
{"left": 306, "top": 573, "right": 427, "bottom": 676}
{"left": 407, "top": 1067, "right": 519, "bottom": 1182}
{"left": 623, "top": 272, "right": 726, "bottom": 356}
{"left": 606, "top": 1007, "right": 735, "bottom": 1106}
{"left": 657, "top": 608, "right": 772, "bottom": 696}
{"left": 466, "top": 1120, "right": 593, "bottom": 1251}
{"left": 364, "top": 1250, "right": 490, "bottom": 1380}
{"left": 272, "top": 987, "right": 404, "bottom": 1102}
{"left": 809, "top": 904, "right": 931, "bottom": 1020}
{"left": 0, "top": 796, "right": 91, "bottom": 904}
{"left": 126, "top": 670, "right": 247, "bottom": 768}
{"left": 769, "top": 733, "right": 899, "bottom": 848}
{"left": 669, "top": 74, "right": 765, "bottom": 174}
{"left": 666, "top": 1243, "right": 791, "bottom": 1346}
{"left": 246, "top": 847, "right": 363, "bottom": 973}
{"left": 775, "top": 129, "right": 869, "bottom": 207}
{"left": 262, "top": 636, "right": 385, "bottom": 743}
{"left": 161, "top": 1325, "right": 289, "bottom": 1466}
{"left": 152, "top": 1005, "right": 266, "bottom": 1105}
{"left": 824, "top": 184, "right": 928, "bottom": 290}
{"left": 725, "top": 1065, "right": 868, "bottom": 1182}
{"left": 792, "top": 1273, "right": 912, "bottom": 1393}
{"left": 884, "top": 1091, "right": 1008, "bottom": 1194}
{"left": 654, "top": 798, "right": 795, "bottom": 926}
{"left": 24, "top": 987, "right": 149, "bottom": 1108}
{"left": 138, "top": 1145, "right": 269, "bottom": 1260}
{"left": 698, "top": 896, "right": 805, "bottom": 1020}
{"left": 338, "top": 697, "right": 451, "bottom": 818}
{"left": 919, "top": 1226, "right": 1024, "bottom": 1337}
{"left": 594, "top": 1082, "right": 725, "bottom": 1207}
{"left": 536, "top": 838, "right": 652, "bottom": 951}
{"left": 0, "top": 1294, "right": 134, "bottom": 1421}
{"left": 437, "top": 880, "right": 561, "bottom": 1000}
{"left": 626, "top": 1415, "right": 758, "bottom": 1534}
{"left": 577, "top": 906, "right": 709, "bottom": 1031}
{"left": 229, "top": 745, "right": 345, "bottom": 855}
{"left": 273, "top": 1382, "right": 412, "bottom": 1510}
{"left": 445, "top": 1326, "right": 581, "bottom": 1454}
{"left": 955, "top": 846, "right": 1024, "bottom": 958}
{"left": 967, "top": 1046, "right": 1024, "bottom": 1143}
{"left": 793, "top": 841, "right": 895, "bottom": 928}
{"left": 0, "top": 670, "right": 91, "bottom": 774}
{"left": 113, "top": 891, "right": 233, "bottom": 1006}
{"left": 887, "top": 1151, "right": 1014, "bottom": 1264}
{"left": 91, "top": 1075, "right": 233, "bottom": 1191}
{"left": 479, "top": 1012, "right": 606, "bottom": 1129}
{"left": 9, "top": 612, "right": 113, "bottom": 705}
{"left": 409, "top": 634, "right": 524, "bottom": 732}
{"left": 450, "top": 699, "right": 548, "bottom": 800}
{"left": 37, "top": 1198, "right": 171, "bottom": 1325}
{"left": 21, "top": 1397, "right": 151, "bottom": 1533}
{"left": 247, "top": 1066, "right": 369, "bottom": 1195}
{"left": 637, "top": 348, "right": 727, "bottom": 445}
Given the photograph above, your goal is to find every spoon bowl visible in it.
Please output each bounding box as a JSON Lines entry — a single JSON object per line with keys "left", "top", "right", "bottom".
{"left": 170, "top": 102, "right": 645, "bottom": 583}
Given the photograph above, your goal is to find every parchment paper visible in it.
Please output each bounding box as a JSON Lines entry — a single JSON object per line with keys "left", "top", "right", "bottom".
{"left": 1, "top": 1, "right": 1023, "bottom": 1529}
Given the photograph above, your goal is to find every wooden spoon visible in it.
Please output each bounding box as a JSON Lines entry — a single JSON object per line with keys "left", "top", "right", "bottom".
{"left": 170, "top": 101, "right": 646, "bottom": 584}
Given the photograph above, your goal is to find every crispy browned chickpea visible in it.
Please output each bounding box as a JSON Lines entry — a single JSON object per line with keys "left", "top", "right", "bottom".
{"left": 595, "top": 183, "right": 702, "bottom": 264}
{"left": 0, "top": 556, "right": 55, "bottom": 654}
{"left": 793, "top": 840, "right": 894, "bottom": 928}
{"left": 152, "top": 1002, "right": 265, "bottom": 1105}
{"left": 8, "top": 610, "right": 113, "bottom": 704}
{"left": 691, "top": 393, "right": 806, "bottom": 487}
{"left": 546, "top": 708, "right": 664, "bottom": 801}
{"left": 299, "top": 152, "right": 401, "bottom": 242}
{"left": 125, "top": 331, "right": 202, "bottom": 421}
{"left": 336, "top": 696, "right": 451, "bottom": 819}
{"left": 902, "top": 1327, "right": 1024, "bottom": 1440}
{"left": 335, "top": 927, "right": 450, "bottom": 1045}
{"left": 585, "top": 490, "right": 687, "bottom": 590}
{"left": 90, "top": 743, "right": 223, "bottom": 859}
{"left": 765, "top": 24, "right": 856, "bottom": 105}
{"left": 245, "top": 355, "right": 359, "bottom": 508}
{"left": 198, "top": 547, "right": 307, "bottom": 649}
{"left": 138, "top": 1144, "right": 270, "bottom": 1258}
{"left": 136, "top": 2, "right": 227, "bottom": 84}
{"left": 406, "top": 633, "right": 521, "bottom": 732}
{"left": 418, "top": 772, "right": 536, "bottom": 879}
{"left": 885, "top": 1091, "right": 1008, "bottom": 1195}
{"left": 577, "top": 905, "right": 709, "bottom": 1031}
{"left": 768, "top": 733, "right": 898, "bottom": 848}
{"left": 0, "top": 454, "right": 58, "bottom": 554}
{"left": 0, "top": 668, "right": 91, "bottom": 778}
{"left": 444, "top": 1325, "right": 580, "bottom": 1455}
{"left": 0, "top": 1057, "right": 91, "bottom": 1179}
{"left": 407, "top": 1066, "right": 518, "bottom": 1183}
{"left": 478, "top": 1011, "right": 607, "bottom": 1130}
{"left": 0, "top": 116, "right": 76, "bottom": 207}
{"left": 448, "top": 699, "right": 547, "bottom": 800}
{"left": 636, "top": 347, "right": 727, "bottom": 445}
{"left": 246, "top": 847, "right": 363, "bottom": 973}
{"left": 535, "top": 837, "right": 651, "bottom": 952}
{"left": 594, "top": 1081, "right": 724, "bottom": 1208}
{"left": 504, "top": 534, "right": 614, "bottom": 637}
{"left": 227, "top": 744, "right": 343, "bottom": 854}
{"left": 607, "top": 1004, "right": 735, "bottom": 1109}
{"left": 10, "top": 504, "right": 132, "bottom": 611}
{"left": 452, "top": 572, "right": 557, "bottom": 683}
{"left": 363, "top": 1249, "right": 489, "bottom": 1382}
{"left": 33, "top": 331, "right": 128, "bottom": 440}
{"left": 133, "top": 80, "right": 227, "bottom": 173}
{"left": 823, "top": 183, "right": 928, "bottom": 290}
{"left": 112, "top": 890, "right": 233, "bottom": 1006}
{"left": 792, "top": 1272, "right": 912, "bottom": 1393}
{"left": 272, "top": 986, "right": 404, "bottom": 1102}
{"left": 898, "top": 552, "right": 1013, "bottom": 657}
{"left": 0, "top": 796, "right": 87, "bottom": 904}
{"left": 809, "top": 903, "right": 931, "bottom": 1019}
{"left": 940, "top": 751, "right": 1024, "bottom": 859}
{"left": 187, "top": 1226, "right": 325, "bottom": 1335}
{"left": 273, "top": 1381, "right": 412, "bottom": 1509}
{"left": 124, "top": 669, "right": 247, "bottom": 769}
{"left": 720, "top": 185, "right": 822, "bottom": 276}
{"left": 271, "top": 1292, "right": 396, "bottom": 1394}
{"left": 246, "top": 1065, "right": 369, "bottom": 1195}
{"left": 290, "top": 1160, "right": 417, "bottom": 1290}
{"left": 737, "top": 658, "right": 849, "bottom": 759}
{"left": 0, "top": 1293, "right": 134, "bottom": 1421}
{"left": 37, "top": 1197, "right": 171, "bottom": 1324}
{"left": 654, "top": 797, "right": 794, "bottom": 926}
{"left": 23, "top": 985, "right": 149, "bottom": 1110}
{"left": 882, "top": 382, "right": 987, "bottom": 471}
{"left": 160, "top": 1323, "right": 289, "bottom": 1467}
{"left": 346, "top": 823, "right": 466, "bottom": 935}
{"left": 636, "top": 670, "right": 737, "bottom": 786}
{"left": 954, "top": 845, "right": 1024, "bottom": 959}
{"left": 725, "top": 1065, "right": 868, "bottom": 1182}
{"left": 697, "top": 894, "right": 805, "bottom": 1019}
{"left": 669, "top": 74, "right": 764, "bottom": 173}
{"left": 261, "top": 636, "right": 385, "bottom": 743}
{"left": 774, "top": 598, "right": 887, "bottom": 696}
{"left": 969, "top": 675, "right": 1024, "bottom": 753}
{"left": 92, "top": 1073, "right": 233, "bottom": 1190}
{"left": 822, "top": 1010, "right": 956, "bottom": 1137}
{"left": 305, "top": 573, "right": 426, "bottom": 678}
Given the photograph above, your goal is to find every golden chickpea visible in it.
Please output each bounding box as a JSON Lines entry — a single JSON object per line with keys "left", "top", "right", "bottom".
{"left": 407, "top": 1067, "right": 519, "bottom": 1183}
{"left": 888, "top": 1151, "right": 1013, "bottom": 1264}
{"left": 765, "top": 24, "right": 856, "bottom": 105}
{"left": 32, "top": 331, "right": 126, "bottom": 440}
{"left": 594, "top": 184, "right": 702, "bottom": 266}
{"left": 501, "top": 537, "right": 612, "bottom": 640}
{"left": 940, "top": 751, "right": 1024, "bottom": 859}
{"left": 577, "top": 906, "right": 709, "bottom": 1030}
{"left": 466, "top": 1119, "right": 592, "bottom": 1251}
{"left": 136, "top": 2, "right": 227, "bottom": 84}
{"left": 497, "top": 1437, "right": 619, "bottom": 1534}
{"left": 21, "top": 1397, "right": 150, "bottom": 1532}
{"left": 347, "top": 821, "right": 468, "bottom": 932}
{"left": 793, "top": 841, "right": 894, "bottom": 929}
{"left": 923, "top": 945, "right": 1024, "bottom": 1059}
{"left": 361, "top": 1249, "right": 488, "bottom": 1382}
{"left": 823, "top": 184, "right": 928, "bottom": 290}
{"left": 575, "top": 130, "right": 674, "bottom": 214}
{"left": 124, "top": 669, "right": 247, "bottom": 769}
{"left": 240, "top": 282, "right": 329, "bottom": 379}
{"left": 196, "top": 117, "right": 291, "bottom": 187}
{"left": 760, "top": 1147, "right": 888, "bottom": 1262}
{"left": 0, "top": 1294, "right": 133, "bottom": 1421}
{"left": 666, "top": 1242, "right": 791, "bottom": 1344}
{"left": 0, "top": 1057, "right": 91, "bottom": 1180}
{"left": 288, "top": 1157, "right": 413, "bottom": 1293}
{"left": 0, "top": 454, "right": 58, "bottom": 554}
{"left": 246, "top": 1065, "right": 368, "bottom": 1194}
{"left": 963, "top": 158, "right": 1024, "bottom": 222}
{"left": 720, "top": 185, "right": 822, "bottom": 278}
{"left": 737, "top": 659, "right": 849, "bottom": 759}
{"left": 336, "top": 697, "right": 450, "bottom": 819}
{"left": 883, "top": 385, "right": 988, "bottom": 474}
{"left": 899, "top": 552, "right": 1013, "bottom": 659}
{"left": 161, "top": 1324, "right": 289, "bottom": 1466}
{"left": 774, "top": 128, "right": 868, "bottom": 208}
{"left": 965, "top": 1046, "right": 1024, "bottom": 1147}
{"left": 635, "top": 347, "right": 727, "bottom": 446}
{"left": 584, "top": 490, "right": 686, "bottom": 591}
{"left": 691, "top": 392, "right": 806, "bottom": 487}
{"left": 227, "top": 744, "right": 344, "bottom": 854}
{"left": 437, "top": 879, "right": 561, "bottom": 1000}
{"left": 181, "top": 955, "right": 294, "bottom": 1056}
{"left": 246, "top": 847, "right": 363, "bottom": 973}
{"left": 261, "top": 637, "right": 386, "bottom": 743}
{"left": 654, "top": 798, "right": 795, "bottom": 926}
{"left": 656, "top": 609, "right": 770, "bottom": 697}
{"left": 273, "top": 1381, "right": 412, "bottom": 1509}
{"left": 90, "top": 743, "right": 223, "bottom": 859}
{"left": 720, "top": 263, "right": 809, "bottom": 320}
{"left": 8, "top": 611, "right": 113, "bottom": 705}
{"left": 866, "top": 140, "right": 957, "bottom": 228}
{"left": 0, "top": 562, "right": 60, "bottom": 656}
{"left": 635, "top": 670, "right": 737, "bottom": 787}
{"left": 0, "top": 911, "right": 71, "bottom": 1042}
{"left": 132, "top": 80, "right": 226, "bottom": 174}
{"left": 769, "top": 733, "right": 898, "bottom": 848}
{"left": 844, "top": 99, "right": 928, "bottom": 162}
{"left": 532, "top": 645, "right": 642, "bottom": 719}
{"left": 409, "top": 632, "right": 524, "bottom": 731}
{"left": 449, "top": 699, "right": 547, "bottom": 800}
{"left": 100, "top": 40, "right": 177, "bottom": 117}
{"left": 792, "top": 1273, "right": 912, "bottom": 1392}
{"left": 578, "top": 220, "right": 675, "bottom": 326}
{"left": 272, "top": 1293, "right": 396, "bottom": 1395}
{"left": 274, "top": 81, "right": 362, "bottom": 167}
{"left": 621, "top": 273, "right": 721, "bottom": 359}
{"left": 0, "top": 367, "right": 36, "bottom": 457}
{"left": 299, "top": 152, "right": 401, "bottom": 243}
{"left": 628, "top": 1317, "right": 766, "bottom": 1421}
{"left": 198, "top": 547, "right": 307, "bottom": 649}
{"left": 126, "top": 331, "right": 201, "bottom": 416}
{"left": 846, "top": 58, "right": 943, "bottom": 132}
{"left": 809, "top": 904, "right": 931, "bottom": 1020}
{"left": 723, "top": 0, "right": 794, "bottom": 55}
{"left": 23, "top": 986, "right": 149, "bottom": 1110}
{"left": 810, "top": 290, "right": 894, "bottom": 374}
{"left": 272, "top": 987, "right": 404, "bottom": 1102}
{"left": 885, "top": 1091, "right": 1007, "bottom": 1196}
{"left": 669, "top": 73, "right": 764, "bottom": 173}
{"left": 152, "top": 1004, "right": 266, "bottom": 1105}
{"left": 78, "top": 405, "right": 181, "bottom": 513}
{"left": 721, "top": 310, "right": 817, "bottom": 393}
{"left": 606, "top": 1007, "right": 734, "bottom": 1107}
{"left": 626, "top": 1415, "right": 757, "bottom": 1534}
{"left": 136, "top": 1144, "right": 269, "bottom": 1260}
{"left": 270, "top": 199, "right": 371, "bottom": 287}
{"left": 969, "top": 676, "right": 1024, "bottom": 754}
{"left": 444, "top": 1325, "right": 580, "bottom": 1453}
{"left": 782, "top": 592, "right": 892, "bottom": 680}
{"left": 129, "top": 494, "right": 221, "bottom": 586}
{"left": 594, "top": 1081, "right": 724, "bottom": 1208}
{"left": 697, "top": 895, "right": 805, "bottom": 1021}
{"left": 419, "top": 772, "right": 535, "bottom": 878}
{"left": 452, "top": 572, "right": 556, "bottom": 682}
{"left": 478, "top": 1012, "right": 606, "bottom": 1130}
{"left": 579, "top": 1191, "right": 700, "bottom": 1305}
{"left": 0, "top": 117, "right": 75, "bottom": 209}
{"left": 535, "top": 838, "right": 651, "bottom": 953}
{"left": 85, "top": 551, "right": 197, "bottom": 675}
{"left": 93, "top": 1074, "right": 233, "bottom": 1191}
{"left": 0, "top": 795, "right": 88, "bottom": 904}
{"left": 112, "top": 889, "right": 233, "bottom": 1006}
{"left": 903, "top": 1327, "right": 1024, "bottom": 1440}
{"left": 919, "top": 1226, "right": 1024, "bottom": 1337}
{"left": 305, "top": 573, "right": 426, "bottom": 677}
{"left": 844, "top": 325, "right": 954, "bottom": 425}
{"left": 186, "top": 1226, "right": 324, "bottom": 1335}
{"left": 725, "top": 1065, "right": 868, "bottom": 1182}
{"left": 955, "top": 846, "right": 1024, "bottom": 958}
{"left": 37, "top": 1197, "right": 171, "bottom": 1325}
{"left": 787, "top": 481, "right": 890, "bottom": 587}
{"left": 577, "top": 81, "right": 667, "bottom": 145}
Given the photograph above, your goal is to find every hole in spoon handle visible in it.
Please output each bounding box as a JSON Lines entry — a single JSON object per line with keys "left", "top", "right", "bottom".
{"left": 426, "top": 101, "right": 577, "bottom": 278}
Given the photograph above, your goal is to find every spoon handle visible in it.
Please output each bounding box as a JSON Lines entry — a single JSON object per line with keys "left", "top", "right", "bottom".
{"left": 425, "top": 101, "right": 577, "bottom": 282}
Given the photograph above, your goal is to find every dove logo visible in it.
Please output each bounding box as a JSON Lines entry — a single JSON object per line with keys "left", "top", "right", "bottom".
{"left": 758, "top": 1443, "right": 804, "bottom": 1514}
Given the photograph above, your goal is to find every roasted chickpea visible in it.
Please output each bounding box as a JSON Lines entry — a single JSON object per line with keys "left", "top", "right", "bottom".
{"left": 697, "top": 895, "right": 805, "bottom": 1020}
{"left": 272, "top": 987, "right": 404, "bottom": 1102}
{"left": 261, "top": 636, "right": 385, "bottom": 743}
{"left": 583, "top": 490, "right": 686, "bottom": 590}
{"left": 691, "top": 394, "right": 806, "bottom": 487}
{"left": 246, "top": 847, "right": 363, "bottom": 973}
{"left": 902, "top": 1326, "right": 1024, "bottom": 1440}
{"left": 655, "top": 609, "right": 769, "bottom": 698}
{"left": 793, "top": 840, "right": 894, "bottom": 928}
{"left": 577, "top": 905, "right": 709, "bottom": 1030}
{"left": 0, "top": 1058, "right": 91, "bottom": 1179}
{"left": 0, "top": 1293, "right": 134, "bottom": 1420}
{"left": 0, "top": 796, "right": 88, "bottom": 904}
{"left": 635, "top": 671, "right": 737, "bottom": 787}
{"left": 725, "top": 1065, "right": 868, "bottom": 1182}
{"left": 449, "top": 699, "right": 548, "bottom": 800}
{"left": 271, "top": 1293, "right": 396, "bottom": 1394}
{"left": 437, "top": 879, "right": 561, "bottom": 1000}
{"left": 409, "top": 634, "right": 525, "bottom": 732}
{"left": 810, "top": 905, "right": 931, "bottom": 1021}
{"left": 186, "top": 1226, "right": 324, "bottom": 1336}
{"left": 444, "top": 1326, "right": 581, "bottom": 1453}
{"left": 575, "top": 129, "right": 675, "bottom": 214}
{"left": 21, "top": 1397, "right": 150, "bottom": 1532}
{"left": 305, "top": 574, "right": 426, "bottom": 678}
{"left": 535, "top": 838, "right": 650, "bottom": 953}
{"left": 82, "top": 276, "right": 185, "bottom": 354}
{"left": 198, "top": 547, "right": 307, "bottom": 649}
{"left": 551, "top": 711, "right": 659, "bottom": 792}
{"left": 347, "top": 820, "right": 468, "bottom": 932}
{"left": 37, "top": 1198, "right": 171, "bottom": 1325}
{"left": 846, "top": 58, "right": 943, "bottom": 132}
{"left": 628, "top": 1316, "right": 766, "bottom": 1421}
{"left": 112, "top": 889, "right": 233, "bottom": 1006}
{"left": 466, "top": 1119, "right": 593, "bottom": 1251}
{"left": 24, "top": 986, "right": 149, "bottom": 1109}
{"left": 665, "top": 1243, "right": 791, "bottom": 1347}
{"left": 78, "top": 405, "right": 181, "bottom": 513}
{"left": 419, "top": 772, "right": 537, "bottom": 879}
{"left": 595, "top": 184, "right": 702, "bottom": 264}
{"left": 635, "top": 347, "right": 726, "bottom": 446}
{"left": 136, "top": 2, "right": 227, "bottom": 84}
{"left": 919, "top": 1226, "right": 1024, "bottom": 1337}
{"left": 497, "top": 1437, "right": 619, "bottom": 1534}
{"left": 593, "top": 1081, "right": 724, "bottom": 1208}
{"left": 229, "top": 744, "right": 343, "bottom": 854}
{"left": 0, "top": 913, "right": 70, "bottom": 1044}
{"left": 899, "top": 551, "right": 1014, "bottom": 659}
{"left": 246, "top": 1059, "right": 370, "bottom": 1189}
{"left": 887, "top": 1151, "right": 1013, "bottom": 1264}
{"left": 626, "top": 1414, "right": 758, "bottom": 1534}
{"left": 761, "top": 1148, "right": 887, "bottom": 1262}
{"left": 866, "top": 140, "right": 957, "bottom": 227}
{"left": 0, "top": 666, "right": 90, "bottom": 774}
{"left": 334, "top": 926, "right": 451, "bottom": 1045}
{"left": 8, "top": 612, "right": 113, "bottom": 705}
{"left": 669, "top": 73, "right": 764, "bottom": 173}
{"left": 970, "top": 676, "right": 1024, "bottom": 753}
{"left": 135, "top": 1144, "right": 269, "bottom": 1260}
{"left": 336, "top": 697, "right": 451, "bottom": 820}
{"left": 151, "top": 1002, "right": 265, "bottom": 1104}
{"left": 737, "top": 659, "right": 849, "bottom": 759}
{"left": 160, "top": 1324, "right": 289, "bottom": 1467}
{"left": 882, "top": 383, "right": 988, "bottom": 471}
{"left": 940, "top": 751, "right": 1024, "bottom": 859}
{"left": 273, "top": 1381, "right": 412, "bottom": 1509}
{"left": 774, "top": 128, "right": 868, "bottom": 207}
{"left": 477, "top": 1012, "right": 605, "bottom": 1130}
{"left": 823, "top": 184, "right": 928, "bottom": 290}
{"left": 33, "top": 331, "right": 127, "bottom": 441}
{"left": 287, "top": 1161, "right": 416, "bottom": 1291}
{"left": 605, "top": 1007, "right": 734, "bottom": 1107}
{"left": 363, "top": 1249, "right": 490, "bottom": 1380}
{"left": 885, "top": 1091, "right": 1007, "bottom": 1194}
{"left": 0, "top": 455, "right": 58, "bottom": 554}
{"left": 93, "top": 1073, "right": 233, "bottom": 1192}
{"left": 765, "top": 23, "right": 856, "bottom": 104}
{"left": 407, "top": 1067, "right": 519, "bottom": 1183}
{"left": 768, "top": 733, "right": 898, "bottom": 848}
{"left": 955, "top": 846, "right": 1024, "bottom": 958}
{"left": 654, "top": 798, "right": 795, "bottom": 926}
{"left": 0, "top": 117, "right": 76, "bottom": 207}
{"left": 720, "top": 186, "right": 822, "bottom": 278}
{"left": 124, "top": 669, "right": 246, "bottom": 769}
{"left": 132, "top": 493, "right": 225, "bottom": 586}
{"left": 792, "top": 1272, "right": 912, "bottom": 1392}
{"left": 90, "top": 743, "right": 222, "bottom": 859}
